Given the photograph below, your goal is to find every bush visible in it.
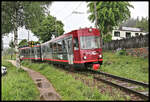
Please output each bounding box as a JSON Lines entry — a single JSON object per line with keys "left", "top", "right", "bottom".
{"left": 103, "top": 34, "right": 112, "bottom": 43}
{"left": 115, "top": 49, "right": 127, "bottom": 56}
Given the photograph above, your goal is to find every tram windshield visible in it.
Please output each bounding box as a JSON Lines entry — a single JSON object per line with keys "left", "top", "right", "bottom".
{"left": 80, "top": 36, "right": 100, "bottom": 49}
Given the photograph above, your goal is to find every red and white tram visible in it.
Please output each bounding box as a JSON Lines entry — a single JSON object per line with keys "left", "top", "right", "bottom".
{"left": 19, "top": 28, "right": 103, "bottom": 70}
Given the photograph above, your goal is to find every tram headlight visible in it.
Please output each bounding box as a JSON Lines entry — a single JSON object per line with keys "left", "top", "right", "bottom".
{"left": 83, "top": 56, "right": 87, "bottom": 60}
{"left": 99, "top": 54, "right": 102, "bottom": 58}
{"left": 89, "top": 28, "right": 92, "bottom": 32}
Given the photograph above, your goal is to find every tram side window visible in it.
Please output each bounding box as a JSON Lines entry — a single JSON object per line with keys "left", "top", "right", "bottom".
{"left": 26, "top": 49, "right": 28, "bottom": 55}
{"left": 32, "top": 48, "right": 34, "bottom": 54}
{"left": 37, "top": 47, "right": 40, "bottom": 54}
{"left": 53, "top": 42, "right": 57, "bottom": 53}
{"left": 46, "top": 44, "right": 49, "bottom": 53}
{"left": 24, "top": 49, "right": 26, "bottom": 56}
{"left": 28, "top": 49, "right": 30, "bottom": 55}
{"left": 34, "top": 47, "right": 37, "bottom": 54}
{"left": 62, "top": 39, "right": 67, "bottom": 53}
{"left": 29, "top": 49, "right": 31, "bottom": 55}
{"left": 58, "top": 41, "right": 63, "bottom": 52}
{"left": 25, "top": 49, "right": 27, "bottom": 56}
{"left": 42, "top": 46, "right": 45, "bottom": 53}
{"left": 44, "top": 45, "right": 47, "bottom": 53}
{"left": 49, "top": 43, "right": 53, "bottom": 53}
{"left": 74, "top": 37, "right": 79, "bottom": 50}
{"left": 20, "top": 50, "right": 22, "bottom": 55}
{"left": 22, "top": 50, "right": 24, "bottom": 55}
{"left": 26, "top": 49, "right": 28, "bottom": 56}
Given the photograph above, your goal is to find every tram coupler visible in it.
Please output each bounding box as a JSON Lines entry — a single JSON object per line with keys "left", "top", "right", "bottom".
{"left": 92, "top": 64, "right": 100, "bottom": 70}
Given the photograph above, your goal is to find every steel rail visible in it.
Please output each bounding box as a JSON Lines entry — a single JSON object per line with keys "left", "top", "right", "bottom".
{"left": 87, "top": 69, "right": 149, "bottom": 88}
{"left": 94, "top": 76, "right": 149, "bottom": 99}
{"left": 85, "top": 69, "right": 149, "bottom": 99}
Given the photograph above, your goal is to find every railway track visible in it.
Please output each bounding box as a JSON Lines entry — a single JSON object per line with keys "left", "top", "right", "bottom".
{"left": 85, "top": 69, "right": 149, "bottom": 99}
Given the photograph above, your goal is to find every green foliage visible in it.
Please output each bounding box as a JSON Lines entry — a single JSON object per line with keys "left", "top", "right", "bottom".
{"left": 9, "top": 40, "right": 15, "bottom": 48}
{"left": 119, "top": 18, "right": 138, "bottom": 27}
{"left": 2, "top": 1, "right": 51, "bottom": 35}
{"left": 2, "top": 60, "right": 40, "bottom": 100}
{"left": 1, "top": 2, "right": 14, "bottom": 35}
{"left": 31, "top": 14, "right": 64, "bottom": 42}
{"left": 2, "top": 1, "right": 52, "bottom": 67}
{"left": 3, "top": 48, "right": 15, "bottom": 56}
{"left": 115, "top": 49, "right": 127, "bottom": 56}
{"left": 135, "top": 17, "right": 149, "bottom": 32}
{"left": 87, "top": 2, "right": 134, "bottom": 35}
{"left": 18, "top": 40, "right": 41, "bottom": 47}
{"left": 103, "top": 34, "right": 112, "bottom": 43}
{"left": 18, "top": 39, "right": 28, "bottom": 47}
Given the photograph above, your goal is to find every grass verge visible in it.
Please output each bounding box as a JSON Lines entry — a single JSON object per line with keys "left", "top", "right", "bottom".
{"left": 100, "top": 51, "right": 148, "bottom": 83}
{"left": 2, "top": 60, "right": 40, "bottom": 101}
{"left": 21, "top": 60, "right": 112, "bottom": 100}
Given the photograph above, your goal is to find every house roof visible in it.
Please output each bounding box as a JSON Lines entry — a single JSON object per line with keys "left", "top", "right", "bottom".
{"left": 119, "top": 26, "right": 142, "bottom": 32}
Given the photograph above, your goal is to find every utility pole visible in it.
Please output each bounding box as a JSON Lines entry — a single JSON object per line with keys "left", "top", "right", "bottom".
{"left": 28, "top": 30, "right": 29, "bottom": 42}
{"left": 94, "top": 2, "right": 98, "bottom": 28}
{"left": 2, "top": 36, "right": 3, "bottom": 51}
{"left": 55, "top": 17, "right": 58, "bottom": 37}
{"left": 11, "top": 36, "right": 13, "bottom": 60}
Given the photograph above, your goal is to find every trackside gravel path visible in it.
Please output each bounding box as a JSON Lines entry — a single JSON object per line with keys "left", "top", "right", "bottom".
{"left": 8, "top": 60, "right": 61, "bottom": 101}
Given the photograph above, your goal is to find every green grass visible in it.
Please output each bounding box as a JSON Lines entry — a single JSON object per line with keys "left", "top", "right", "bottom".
{"left": 100, "top": 51, "right": 149, "bottom": 83}
{"left": 2, "top": 60, "right": 40, "bottom": 101}
{"left": 21, "top": 61, "right": 112, "bottom": 100}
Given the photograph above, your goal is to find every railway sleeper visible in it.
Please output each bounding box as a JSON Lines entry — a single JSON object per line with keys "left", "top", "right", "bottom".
{"left": 139, "top": 91, "right": 149, "bottom": 96}
{"left": 118, "top": 82, "right": 128, "bottom": 86}
{"left": 126, "top": 86, "right": 138, "bottom": 89}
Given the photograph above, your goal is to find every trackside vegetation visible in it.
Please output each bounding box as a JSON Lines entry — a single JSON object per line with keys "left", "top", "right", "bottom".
{"left": 100, "top": 51, "right": 148, "bottom": 83}
{"left": 2, "top": 60, "right": 40, "bottom": 101}
{"left": 21, "top": 61, "right": 112, "bottom": 100}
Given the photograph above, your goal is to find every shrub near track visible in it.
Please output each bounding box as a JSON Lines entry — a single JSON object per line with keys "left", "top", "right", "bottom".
{"left": 100, "top": 51, "right": 148, "bottom": 83}
{"left": 2, "top": 60, "right": 40, "bottom": 101}
{"left": 21, "top": 61, "right": 112, "bottom": 100}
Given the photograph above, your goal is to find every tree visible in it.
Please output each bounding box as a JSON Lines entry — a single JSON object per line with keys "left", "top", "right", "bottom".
{"left": 119, "top": 18, "right": 137, "bottom": 27}
{"left": 103, "top": 33, "right": 112, "bottom": 43}
{"left": 9, "top": 40, "right": 15, "bottom": 48}
{"left": 135, "top": 17, "right": 149, "bottom": 32}
{"left": 9, "top": 40, "right": 15, "bottom": 59}
{"left": 18, "top": 39, "right": 28, "bottom": 47}
{"left": 87, "top": 1, "right": 134, "bottom": 37}
{"left": 32, "top": 14, "right": 64, "bottom": 43}
{"left": 3, "top": 47, "right": 15, "bottom": 58}
{"left": 2, "top": 1, "right": 52, "bottom": 68}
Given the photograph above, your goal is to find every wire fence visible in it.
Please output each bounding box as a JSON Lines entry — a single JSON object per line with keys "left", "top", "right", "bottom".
{"left": 102, "top": 34, "right": 149, "bottom": 51}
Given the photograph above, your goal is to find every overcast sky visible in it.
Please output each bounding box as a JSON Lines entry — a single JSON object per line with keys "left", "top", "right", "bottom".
{"left": 2, "top": 1, "right": 149, "bottom": 48}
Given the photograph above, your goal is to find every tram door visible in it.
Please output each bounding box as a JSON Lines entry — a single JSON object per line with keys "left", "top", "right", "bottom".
{"left": 65, "top": 36, "right": 73, "bottom": 65}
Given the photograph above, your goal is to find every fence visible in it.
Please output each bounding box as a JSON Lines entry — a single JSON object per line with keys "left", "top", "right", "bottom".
{"left": 102, "top": 34, "right": 149, "bottom": 51}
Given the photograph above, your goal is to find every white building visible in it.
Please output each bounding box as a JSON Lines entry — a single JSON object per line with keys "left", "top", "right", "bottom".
{"left": 112, "top": 27, "right": 147, "bottom": 40}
